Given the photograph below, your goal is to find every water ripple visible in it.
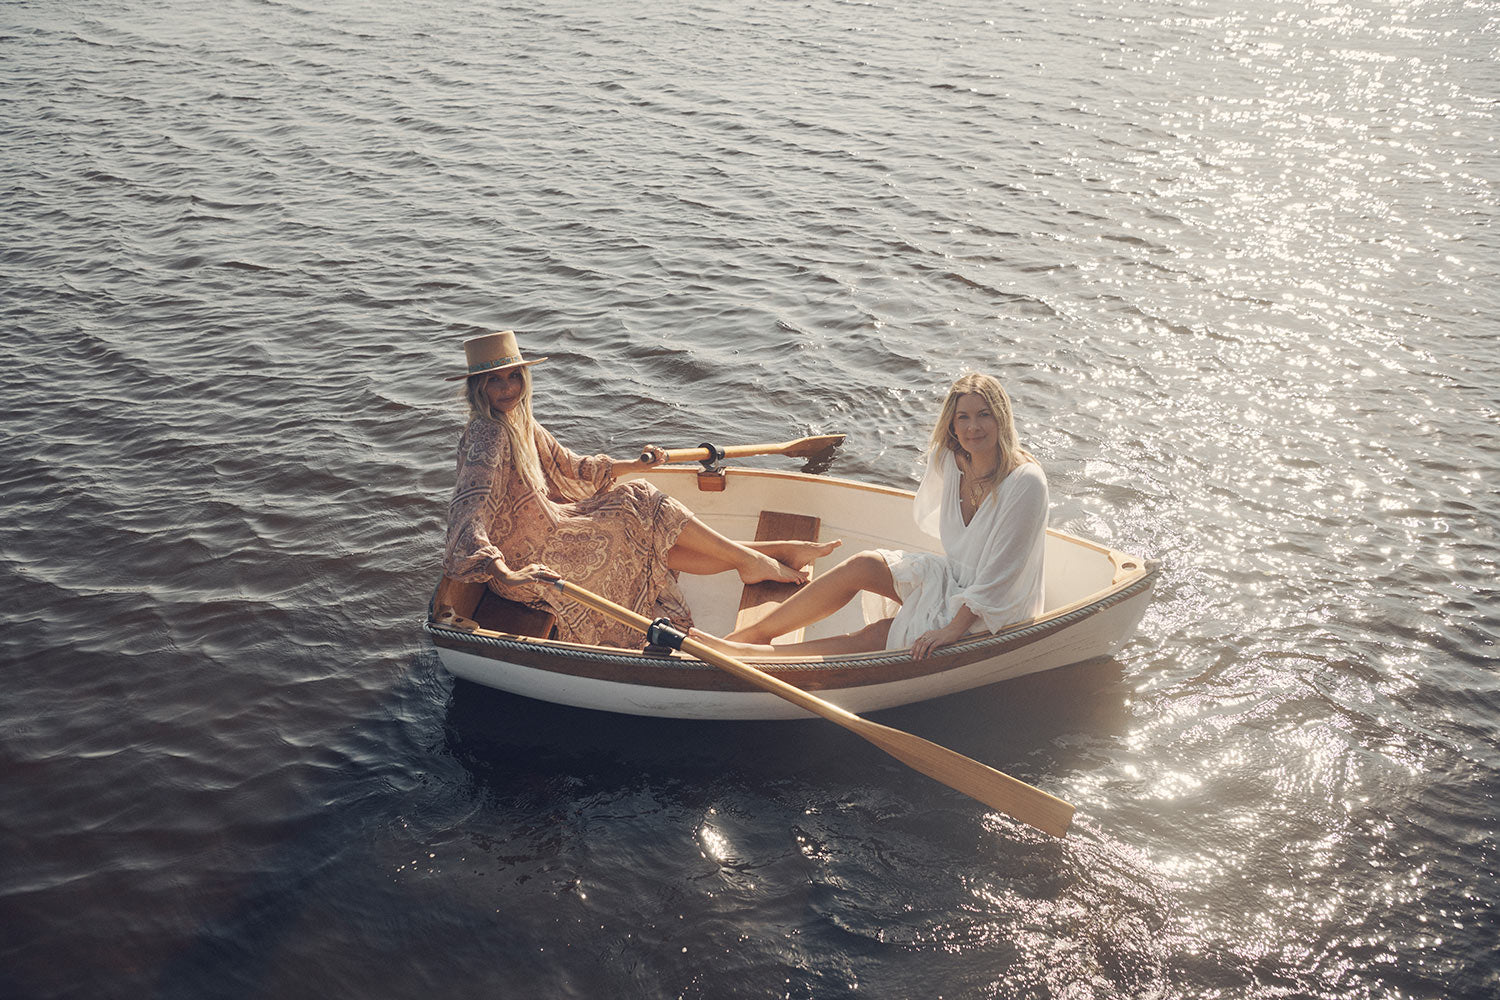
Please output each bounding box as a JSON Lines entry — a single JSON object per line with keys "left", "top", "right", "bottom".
{"left": 2, "top": 1, "right": 1498, "bottom": 998}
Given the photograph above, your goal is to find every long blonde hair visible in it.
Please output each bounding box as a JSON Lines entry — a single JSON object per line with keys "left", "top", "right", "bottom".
{"left": 465, "top": 367, "right": 546, "bottom": 495}
{"left": 928, "top": 373, "right": 1034, "bottom": 477}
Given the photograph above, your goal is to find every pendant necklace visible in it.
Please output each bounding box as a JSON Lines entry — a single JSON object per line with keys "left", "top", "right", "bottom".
{"left": 962, "top": 467, "right": 996, "bottom": 508}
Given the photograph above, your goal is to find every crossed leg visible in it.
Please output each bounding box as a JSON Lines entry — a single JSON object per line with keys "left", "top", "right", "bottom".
{"left": 666, "top": 515, "right": 842, "bottom": 584}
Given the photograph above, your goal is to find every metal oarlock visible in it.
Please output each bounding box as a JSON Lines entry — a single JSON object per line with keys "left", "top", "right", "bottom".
{"left": 695, "top": 442, "right": 727, "bottom": 492}
{"left": 644, "top": 617, "right": 688, "bottom": 651}
{"left": 695, "top": 442, "right": 726, "bottom": 472}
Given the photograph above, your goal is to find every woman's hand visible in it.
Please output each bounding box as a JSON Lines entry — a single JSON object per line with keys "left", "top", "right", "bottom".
{"left": 492, "top": 560, "right": 558, "bottom": 586}
{"left": 911, "top": 605, "right": 981, "bottom": 660}
{"left": 911, "top": 623, "right": 965, "bottom": 660}
{"left": 606, "top": 444, "right": 666, "bottom": 478}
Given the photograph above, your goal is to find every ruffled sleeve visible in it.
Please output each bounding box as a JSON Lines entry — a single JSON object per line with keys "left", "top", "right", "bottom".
{"left": 442, "top": 419, "right": 511, "bottom": 581}
{"left": 911, "top": 449, "right": 951, "bottom": 541}
{"left": 950, "top": 462, "right": 1048, "bottom": 633}
{"left": 535, "top": 425, "right": 615, "bottom": 503}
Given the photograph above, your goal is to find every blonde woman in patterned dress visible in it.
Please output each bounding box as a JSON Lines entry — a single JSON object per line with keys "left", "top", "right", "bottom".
{"left": 692, "top": 373, "right": 1047, "bottom": 660}
{"left": 441, "top": 331, "right": 839, "bottom": 648}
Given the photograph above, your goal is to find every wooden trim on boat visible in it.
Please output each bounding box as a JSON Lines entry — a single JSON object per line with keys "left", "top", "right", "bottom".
{"left": 426, "top": 623, "right": 1051, "bottom": 694}
{"left": 426, "top": 562, "right": 1158, "bottom": 693}
{"left": 654, "top": 464, "right": 915, "bottom": 499}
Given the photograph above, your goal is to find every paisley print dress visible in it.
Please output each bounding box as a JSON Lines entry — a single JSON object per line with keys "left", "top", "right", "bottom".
{"left": 442, "top": 417, "right": 694, "bottom": 647}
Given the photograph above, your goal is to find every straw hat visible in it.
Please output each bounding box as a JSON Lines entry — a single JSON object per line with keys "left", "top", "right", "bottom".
{"left": 445, "top": 330, "right": 548, "bottom": 381}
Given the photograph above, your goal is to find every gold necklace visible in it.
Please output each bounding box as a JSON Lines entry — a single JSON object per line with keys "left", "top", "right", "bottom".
{"left": 961, "top": 470, "right": 995, "bottom": 507}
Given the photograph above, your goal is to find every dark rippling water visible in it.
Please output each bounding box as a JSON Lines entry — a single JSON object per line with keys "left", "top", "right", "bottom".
{"left": 3, "top": 1, "right": 1497, "bottom": 997}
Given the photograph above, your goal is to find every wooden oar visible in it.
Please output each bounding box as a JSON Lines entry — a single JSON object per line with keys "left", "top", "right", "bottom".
{"left": 643, "top": 434, "right": 845, "bottom": 465}
{"left": 542, "top": 575, "right": 1075, "bottom": 838}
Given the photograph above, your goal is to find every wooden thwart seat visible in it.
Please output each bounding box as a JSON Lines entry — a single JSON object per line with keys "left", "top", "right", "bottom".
{"left": 433, "top": 575, "right": 558, "bottom": 639}
{"left": 734, "top": 510, "right": 821, "bottom": 643}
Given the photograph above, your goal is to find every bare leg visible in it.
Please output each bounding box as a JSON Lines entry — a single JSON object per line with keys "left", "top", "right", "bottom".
{"left": 725, "top": 549, "right": 898, "bottom": 644}
{"left": 668, "top": 537, "right": 842, "bottom": 576}
{"left": 667, "top": 516, "right": 815, "bottom": 585}
{"left": 755, "top": 538, "right": 842, "bottom": 571}
{"left": 691, "top": 618, "right": 893, "bottom": 658}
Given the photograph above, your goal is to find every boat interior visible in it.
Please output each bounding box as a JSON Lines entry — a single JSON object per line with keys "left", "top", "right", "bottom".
{"left": 428, "top": 467, "right": 1144, "bottom": 651}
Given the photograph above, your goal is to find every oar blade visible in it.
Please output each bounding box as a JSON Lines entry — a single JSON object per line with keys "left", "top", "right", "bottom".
{"left": 677, "top": 634, "right": 1074, "bottom": 838}
{"left": 781, "top": 433, "right": 845, "bottom": 458}
{"left": 850, "top": 717, "right": 1075, "bottom": 837}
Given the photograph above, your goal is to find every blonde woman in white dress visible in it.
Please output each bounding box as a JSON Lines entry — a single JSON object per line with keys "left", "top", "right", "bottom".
{"left": 693, "top": 373, "right": 1047, "bottom": 660}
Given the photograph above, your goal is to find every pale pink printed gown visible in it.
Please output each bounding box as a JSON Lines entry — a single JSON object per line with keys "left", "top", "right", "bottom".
{"left": 443, "top": 418, "right": 694, "bottom": 648}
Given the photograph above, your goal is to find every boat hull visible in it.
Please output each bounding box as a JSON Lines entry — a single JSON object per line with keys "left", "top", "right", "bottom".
{"left": 426, "top": 466, "right": 1156, "bottom": 720}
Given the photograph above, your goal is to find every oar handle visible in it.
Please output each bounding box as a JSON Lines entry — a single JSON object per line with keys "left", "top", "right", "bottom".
{"left": 542, "top": 575, "right": 1074, "bottom": 838}
{"left": 649, "top": 443, "right": 726, "bottom": 465}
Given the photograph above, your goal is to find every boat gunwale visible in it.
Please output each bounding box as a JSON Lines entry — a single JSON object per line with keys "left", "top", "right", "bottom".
{"left": 425, "top": 559, "right": 1158, "bottom": 691}
{"left": 640, "top": 463, "right": 917, "bottom": 499}
{"left": 424, "top": 463, "right": 1158, "bottom": 690}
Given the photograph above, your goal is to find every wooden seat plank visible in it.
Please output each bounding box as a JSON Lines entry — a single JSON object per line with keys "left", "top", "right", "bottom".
{"left": 433, "top": 575, "right": 557, "bottom": 639}
{"left": 734, "top": 511, "right": 821, "bottom": 642}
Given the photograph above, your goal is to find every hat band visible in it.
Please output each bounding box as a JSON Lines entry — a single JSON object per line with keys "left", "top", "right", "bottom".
{"left": 468, "top": 354, "right": 524, "bottom": 374}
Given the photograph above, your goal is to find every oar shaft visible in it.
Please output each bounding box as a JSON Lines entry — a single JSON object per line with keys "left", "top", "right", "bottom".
{"left": 545, "top": 577, "right": 1074, "bottom": 837}
{"left": 675, "top": 634, "right": 1074, "bottom": 836}
{"left": 657, "top": 445, "right": 724, "bottom": 464}
{"left": 646, "top": 434, "right": 845, "bottom": 464}
{"left": 544, "top": 584, "right": 856, "bottom": 725}
{"left": 678, "top": 634, "right": 859, "bottom": 722}
{"left": 716, "top": 441, "right": 812, "bottom": 460}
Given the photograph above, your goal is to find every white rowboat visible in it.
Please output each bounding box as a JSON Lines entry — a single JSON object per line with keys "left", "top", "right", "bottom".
{"left": 425, "top": 465, "right": 1156, "bottom": 720}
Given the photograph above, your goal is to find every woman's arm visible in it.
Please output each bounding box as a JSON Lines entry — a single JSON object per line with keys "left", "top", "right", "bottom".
{"left": 910, "top": 604, "right": 980, "bottom": 660}
{"left": 488, "top": 557, "right": 556, "bottom": 586}
{"left": 535, "top": 425, "right": 616, "bottom": 499}
{"left": 605, "top": 444, "right": 667, "bottom": 477}
{"left": 442, "top": 421, "right": 518, "bottom": 581}
{"left": 536, "top": 427, "right": 670, "bottom": 492}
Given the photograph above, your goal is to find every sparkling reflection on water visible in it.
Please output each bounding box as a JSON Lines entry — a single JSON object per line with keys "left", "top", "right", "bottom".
{"left": 1, "top": 0, "right": 1496, "bottom": 998}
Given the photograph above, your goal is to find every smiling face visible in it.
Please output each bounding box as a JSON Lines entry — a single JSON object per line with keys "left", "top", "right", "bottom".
{"left": 480, "top": 367, "right": 529, "bottom": 414}
{"left": 929, "top": 373, "right": 1024, "bottom": 474}
{"left": 951, "top": 392, "right": 1000, "bottom": 464}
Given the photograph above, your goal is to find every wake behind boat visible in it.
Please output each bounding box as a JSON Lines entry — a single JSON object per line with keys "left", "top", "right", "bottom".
{"left": 424, "top": 462, "right": 1157, "bottom": 720}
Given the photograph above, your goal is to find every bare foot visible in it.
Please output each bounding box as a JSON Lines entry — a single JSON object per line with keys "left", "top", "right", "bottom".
{"left": 737, "top": 551, "right": 807, "bottom": 586}
{"left": 755, "top": 538, "right": 843, "bottom": 571}
{"left": 725, "top": 618, "right": 779, "bottom": 644}
{"left": 688, "top": 628, "right": 776, "bottom": 657}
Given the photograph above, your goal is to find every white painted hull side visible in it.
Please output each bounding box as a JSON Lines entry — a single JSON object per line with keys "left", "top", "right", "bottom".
{"left": 433, "top": 572, "right": 1153, "bottom": 720}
